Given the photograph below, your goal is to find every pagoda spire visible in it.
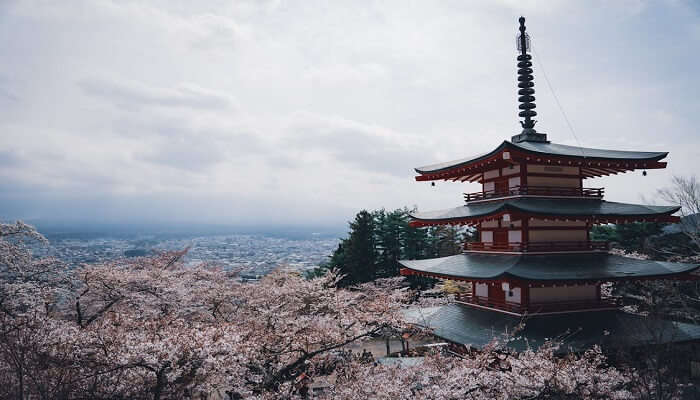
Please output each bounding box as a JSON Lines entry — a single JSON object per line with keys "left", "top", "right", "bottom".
{"left": 512, "top": 16, "right": 548, "bottom": 143}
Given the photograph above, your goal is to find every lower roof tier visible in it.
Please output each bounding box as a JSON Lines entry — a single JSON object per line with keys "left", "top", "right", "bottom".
{"left": 410, "top": 198, "right": 680, "bottom": 226}
{"left": 399, "top": 253, "right": 699, "bottom": 282}
{"left": 404, "top": 304, "right": 700, "bottom": 353}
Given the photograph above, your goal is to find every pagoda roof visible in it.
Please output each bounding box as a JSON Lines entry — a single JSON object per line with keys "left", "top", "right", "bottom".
{"left": 404, "top": 304, "right": 700, "bottom": 353}
{"left": 398, "top": 253, "right": 699, "bottom": 283}
{"left": 410, "top": 198, "right": 680, "bottom": 226}
{"left": 415, "top": 140, "right": 668, "bottom": 181}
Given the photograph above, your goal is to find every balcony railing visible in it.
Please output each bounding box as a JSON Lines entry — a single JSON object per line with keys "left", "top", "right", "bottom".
{"left": 454, "top": 293, "right": 621, "bottom": 315}
{"left": 464, "top": 241, "right": 609, "bottom": 253}
{"left": 464, "top": 185, "right": 604, "bottom": 202}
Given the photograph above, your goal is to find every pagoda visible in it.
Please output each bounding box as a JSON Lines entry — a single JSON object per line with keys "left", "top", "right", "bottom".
{"left": 400, "top": 17, "right": 700, "bottom": 350}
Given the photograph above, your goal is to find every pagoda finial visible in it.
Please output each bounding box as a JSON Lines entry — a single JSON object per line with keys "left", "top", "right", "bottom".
{"left": 512, "top": 16, "right": 548, "bottom": 143}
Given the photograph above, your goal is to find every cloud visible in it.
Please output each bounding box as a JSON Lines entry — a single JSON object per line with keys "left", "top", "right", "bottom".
{"left": 78, "top": 77, "right": 235, "bottom": 111}
{"left": 284, "top": 112, "right": 434, "bottom": 177}
{"left": 0, "top": 150, "right": 24, "bottom": 167}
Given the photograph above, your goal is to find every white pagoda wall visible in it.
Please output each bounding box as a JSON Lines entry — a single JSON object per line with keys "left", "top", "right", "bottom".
{"left": 505, "top": 287, "right": 521, "bottom": 303}
{"left": 526, "top": 165, "right": 581, "bottom": 189}
{"left": 530, "top": 285, "right": 597, "bottom": 303}
{"left": 502, "top": 165, "right": 520, "bottom": 176}
{"left": 475, "top": 283, "right": 488, "bottom": 298}
{"left": 529, "top": 219, "right": 586, "bottom": 227}
{"left": 508, "top": 230, "right": 522, "bottom": 243}
{"left": 529, "top": 230, "right": 587, "bottom": 242}
{"left": 527, "top": 176, "right": 580, "bottom": 188}
{"left": 508, "top": 176, "right": 520, "bottom": 188}
{"left": 474, "top": 282, "right": 522, "bottom": 304}
{"left": 527, "top": 165, "right": 580, "bottom": 175}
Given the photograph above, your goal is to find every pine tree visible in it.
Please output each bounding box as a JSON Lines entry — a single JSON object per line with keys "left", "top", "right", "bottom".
{"left": 332, "top": 210, "right": 376, "bottom": 286}
{"left": 374, "top": 209, "right": 404, "bottom": 278}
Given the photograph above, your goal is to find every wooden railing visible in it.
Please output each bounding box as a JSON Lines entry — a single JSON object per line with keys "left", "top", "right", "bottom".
{"left": 464, "top": 241, "right": 609, "bottom": 253}
{"left": 454, "top": 293, "right": 621, "bottom": 314}
{"left": 464, "top": 185, "right": 604, "bottom": 202}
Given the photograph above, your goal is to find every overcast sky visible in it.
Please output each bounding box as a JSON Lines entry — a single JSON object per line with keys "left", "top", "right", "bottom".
{"left": 1, "top": 0, "right": 699, "bottom": 229}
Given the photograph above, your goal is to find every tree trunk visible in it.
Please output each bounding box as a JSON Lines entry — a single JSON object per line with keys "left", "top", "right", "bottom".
{"left": 17, "top": 369, "right": 23, "bottom": 400}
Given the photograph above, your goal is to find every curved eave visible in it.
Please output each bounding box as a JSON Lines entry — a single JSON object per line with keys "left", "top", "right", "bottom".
{"left": 409, "top": 200, "right": 681, "bottom": 227}
{"left": 401, "top": 265, "right": 700, "bottom": 283}
{"left": 399, "top": 254, "right": 700, "bottom": 283}
{"left": 415, "top": 141, "right": 508, "bottom": 175}
{"left": 414, "top": 141, "right": 669, "bottom": 182}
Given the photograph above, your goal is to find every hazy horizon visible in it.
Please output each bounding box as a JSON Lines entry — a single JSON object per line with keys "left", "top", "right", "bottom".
{"left": 2, "top": 1, "right": 699, "bottom": 228}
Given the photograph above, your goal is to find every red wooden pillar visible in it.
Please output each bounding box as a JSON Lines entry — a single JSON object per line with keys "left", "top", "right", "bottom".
{"left": 522, "top": 217, "right": 529, "bottom": 250}
{"left": 523, "top": 285, "right": 530, "bottom": 311}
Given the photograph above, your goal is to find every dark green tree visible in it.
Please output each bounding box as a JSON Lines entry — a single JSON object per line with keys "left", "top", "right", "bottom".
{"left": 591, "top": 222, "right": 663, "bottom": 253}
{"left": 330, "top": 210, "right": 376, "bottom": 286}
{"left": 374, "top": 208, "right": 404, "bottom": 278}
{"left": 324, "top": 207, "right": 467, "bottom": 286}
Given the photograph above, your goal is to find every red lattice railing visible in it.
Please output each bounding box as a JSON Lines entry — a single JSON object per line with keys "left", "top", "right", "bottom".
{"left": 464, "top": 241, "right": 609, "bottom": 253}
{"left": 464, "top": 185, "right": 604, "bottom": 202}
{"left": 454, "top": 293, "right": 621, "bottom": 314}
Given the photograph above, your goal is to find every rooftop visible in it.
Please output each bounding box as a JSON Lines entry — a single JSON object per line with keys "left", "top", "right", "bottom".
{"left": 399, "top": 253, "right": 699, "bottom": 282}
{"left": 404, "top": 303, "right": 700, "bottom": 353}
{"left": 414, "top": 140, "right": 669, "bottom": 182}
{"left": 409, "top": 198, "right": 680, "bottom": 227}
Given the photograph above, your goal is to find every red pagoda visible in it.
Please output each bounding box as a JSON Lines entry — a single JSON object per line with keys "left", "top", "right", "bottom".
{"left": 399, "top": 17, "right": 700, "bottom": 350}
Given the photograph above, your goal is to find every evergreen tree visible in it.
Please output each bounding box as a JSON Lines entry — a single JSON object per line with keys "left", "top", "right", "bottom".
{"left": 374, "top": 208, "right": 404, "bottom": 278}
{"left": 402, "top": 209, "right": 430, "bottom": 260}
{"left": 325, "top": 207, "right": 467, "bottom": 286}
{"left": 591, "top": 222, "right": 663, "bottom": 253}
{"left": 331, "top": 210, "right": 376, "bottom": 286}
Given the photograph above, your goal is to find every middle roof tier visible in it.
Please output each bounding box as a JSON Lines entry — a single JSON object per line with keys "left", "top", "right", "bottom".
{"left": 409, "top": 198, "right": 679, "bottom": 227}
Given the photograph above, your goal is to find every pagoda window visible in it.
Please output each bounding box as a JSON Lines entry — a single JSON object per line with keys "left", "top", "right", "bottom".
{"left": 483, "top": 181, "right": 495, "bottom": 192}
{"left": 481, "top": 231, "right": 493, "bottom": 243}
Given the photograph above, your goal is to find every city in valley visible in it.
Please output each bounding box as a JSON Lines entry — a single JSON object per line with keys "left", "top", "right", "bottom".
{"left": 33, "top": 230, "right": 340, "bottom": 279}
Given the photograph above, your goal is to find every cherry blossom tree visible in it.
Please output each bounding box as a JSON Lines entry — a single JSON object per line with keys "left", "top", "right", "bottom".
{"left": 0, "top": 220, "right": 671, "bottom": 399}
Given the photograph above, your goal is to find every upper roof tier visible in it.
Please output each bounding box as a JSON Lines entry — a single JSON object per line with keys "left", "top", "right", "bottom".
{"left": 409, "top": 198, "right": 680, "bottom": 227}
{"left": 415, "top": 140, "right": 669, "bottom": 182}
